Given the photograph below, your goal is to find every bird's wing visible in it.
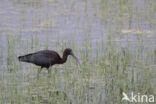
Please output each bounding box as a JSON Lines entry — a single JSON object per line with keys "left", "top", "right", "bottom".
{"left": 32, "top": 50, "right": 61, "bottom": 65}
{"left": 40, "top": 50, "right": 61, "bottom": 60}
{"left": 29, "top": 53, "right": 50, "bottom": 66}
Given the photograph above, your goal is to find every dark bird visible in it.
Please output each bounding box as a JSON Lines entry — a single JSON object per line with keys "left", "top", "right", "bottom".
{"left": 18, "top": 48, "right": 80, "bottom": 74}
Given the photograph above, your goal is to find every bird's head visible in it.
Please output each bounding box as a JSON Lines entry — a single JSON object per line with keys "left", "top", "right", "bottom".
{"left": 64, "top": 48, "right": 73, "bottom": 55}
{"left": 64, "top": 48, "right": 80, "bottom": 66}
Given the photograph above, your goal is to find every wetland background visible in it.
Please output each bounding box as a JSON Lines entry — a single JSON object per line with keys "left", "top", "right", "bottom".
{"left": 0, "top": 0, "right": 156, "bottom": 104}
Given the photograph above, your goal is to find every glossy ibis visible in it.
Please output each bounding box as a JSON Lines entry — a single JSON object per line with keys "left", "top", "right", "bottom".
{"left": 18, "top": 48, "right": 80, "bottom": 74}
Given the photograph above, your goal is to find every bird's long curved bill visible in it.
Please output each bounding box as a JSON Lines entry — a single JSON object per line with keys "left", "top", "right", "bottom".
{"left": 70, "top": 52, "right": 80, "bottom": 66}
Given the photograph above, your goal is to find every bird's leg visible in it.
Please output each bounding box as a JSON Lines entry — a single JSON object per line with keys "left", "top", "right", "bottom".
{"left": 37, "top": 67, "right": 42, "bottom": 78}
{"left": 47, "top": 68, "right": 51, "bottom": 74}
{"left": 47, "top": 67, "right": 52, "bottom": 78}
{"left": 38, "top": 67, "right": 43, "bottom": 74}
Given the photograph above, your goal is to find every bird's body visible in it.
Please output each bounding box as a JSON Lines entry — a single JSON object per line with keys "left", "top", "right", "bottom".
{"left": 18, "top": 48, "right": 80, "bottom": 74}
{"left": 19, "top": 50, "right": 62, "bottom": 68}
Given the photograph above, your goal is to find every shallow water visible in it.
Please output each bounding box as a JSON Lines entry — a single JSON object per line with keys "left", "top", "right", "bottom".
{"left": 0, "top": 0, "right": 156, "bottom": 103}
{"left": 0, "top": 0, "right": 155, "bottom": 65}
{"left": 0, "top": 0, "right": 155, "bottom": 47}
{"left": 0, "top": 0, "right": 155, "bottom": 69}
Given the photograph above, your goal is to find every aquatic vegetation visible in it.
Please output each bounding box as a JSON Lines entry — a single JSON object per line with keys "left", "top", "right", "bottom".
{"left": 0, "top": 0, "right": 155, "bottom": 104}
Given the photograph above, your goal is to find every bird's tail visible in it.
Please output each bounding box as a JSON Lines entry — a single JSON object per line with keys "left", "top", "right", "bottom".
{"left": 18, "top": 54, "right": 33, "bottom": 63}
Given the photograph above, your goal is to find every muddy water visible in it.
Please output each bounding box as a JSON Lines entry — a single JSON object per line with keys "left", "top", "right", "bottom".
{"left": 0, "top": 0, "right": 155, "bottom": 48}
{"left": 0, "top": 0, "right": 155, "bottom": 103}
{"left": 0, "top": 0, "right": 155, "bottom": 67}
{"left": 0, "top": 0, "right": 155, "bottom": 76}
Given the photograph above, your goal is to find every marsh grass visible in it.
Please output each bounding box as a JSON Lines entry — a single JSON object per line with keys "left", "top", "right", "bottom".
{"left": 0, "top": 33, "right": 155, "bottom": 104}
{"left": 0, "top": 0, "right": 156, "bottom": 104}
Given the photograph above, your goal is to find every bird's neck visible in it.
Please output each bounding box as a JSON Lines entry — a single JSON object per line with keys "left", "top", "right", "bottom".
{"left": 60, "top": 53, "right": 68, "bottom": 64}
